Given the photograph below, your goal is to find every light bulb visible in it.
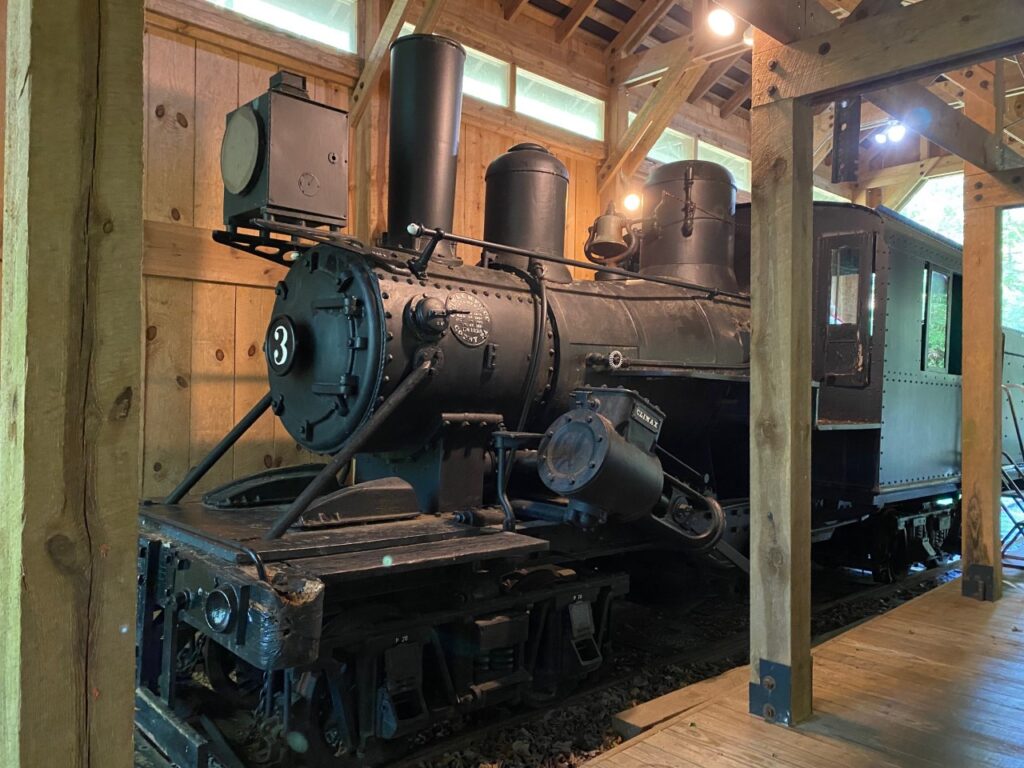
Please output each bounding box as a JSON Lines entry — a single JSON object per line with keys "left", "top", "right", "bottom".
{"left": 623, "top": 193, "right": 641, "bottom": 212}
{"left": 886, "top": 123, "right": 906, "bottom": 142}
{"left": 708, "top": 8, "right": 736, "bottom": 37}
{"left": 742, "top": 25, "right": 754, "bottom": 46}
{"left": 873, "top": 132, "right": 888, "bottom": 145}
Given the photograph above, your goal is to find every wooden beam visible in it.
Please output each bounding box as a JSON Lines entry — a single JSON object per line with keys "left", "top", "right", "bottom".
{"left": 865, "top": 82, "right": 1024, "bottom": 172}
{"left": 352, "top": 0, "right": 390, "bottom": 242}
{"left": 752, "top": 0, "right": 1024, "bottom": 103}
{"left": 598, "top": 36, "right": 707, "bottom": 191}
{"left": 602, "top": 84, "right": 631, "bottom": 207}
{"left": 721, "top": 79, "right": 752, "bottom": 117}
{"left": 145, "top": 0, "right": 361, "bottom": 83}
{"left": 748, "top": 79, "right": 815, "bottom": 724}
{"left": 502, "top": 0, "right": 530, "bottom": 21}
{"left": 688, "top": 53, "right": 745, "bottom": 105}
{"left": 607, "top": 0, "right": 676, "bottom": 58}
{"left": 960, "top": 77, "right": 1017, "bottom": 602}
{"left": 610, "top": 35, "right": 747, "bottom": 88}
{"left": 555, "top": 0, "right": 599, "bottom": 43}
{"left": 716, "top": 0, "right": 837, "bottom": 43}
{"left": 415, "top": 0, "right": 450, "bottom": 33}
{"left": 853, "top": 153, "right": 963, "bottom": 188}
{"left": 349, "top": 0, "right": 412, "bottom": 126}
{"left": 0, "top": 0, "right": 143, "bottom": 764}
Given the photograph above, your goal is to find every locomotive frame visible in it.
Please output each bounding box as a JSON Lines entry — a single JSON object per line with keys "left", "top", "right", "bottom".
{"left": 134, "top": 33, "right": 1024, "bottom": 768}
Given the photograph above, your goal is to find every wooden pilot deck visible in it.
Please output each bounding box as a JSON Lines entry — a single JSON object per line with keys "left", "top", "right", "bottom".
{"left": 589, "top": 574, "right": 1024, "bottom": 767}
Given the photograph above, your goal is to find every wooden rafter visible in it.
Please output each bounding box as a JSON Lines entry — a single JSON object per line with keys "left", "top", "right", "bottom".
{"left": 556, "top": 0, "right": 599, "bottom": 43}
{"left": 867, "top": 82, "right": 1022, "bottom": 171}
{"left": 416, "top": 0, "right": 449, "bottom": 33}
{"left": 720, "top": 80, "right": 751, "bottom": 117}
{"left": 610, "top": 35, "right": 747, "bottom": 88}
{"left": 503, "top": 0, "right": 531, "bottom": 22}
{"left": 607, "top": 0, "right": 677, "bottom": 58}
{"left": 725, "top": 0, "right": 1024, "bottom": 173}
{"left": 349, "top": 0, "right": 413, "bottom": 125}
{"left": 349, "top": 0, "right": 449, "bottom": 126}
{"left": 599, "top": 36, "right": 713, "bottom": 191}
{"left": 751, "top": 0, "right": 1024, "bottom": 103}
{"left": 687, "top": 53, "right": 745, "bottom": 105}
{"left": 858, "top": 154, "right": 963, "bottom": 204}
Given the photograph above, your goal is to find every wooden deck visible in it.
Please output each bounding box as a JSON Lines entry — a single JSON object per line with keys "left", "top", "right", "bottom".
{"left": 589, "top": 575, "right": 1024, "bottom": 767}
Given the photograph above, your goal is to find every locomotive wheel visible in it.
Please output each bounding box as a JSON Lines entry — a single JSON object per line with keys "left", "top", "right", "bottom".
{"left": 203, "top": 639, "right": 263, "bottom": 709}
{"left": 288, "top": 670, "right": 357, "bottom": 766}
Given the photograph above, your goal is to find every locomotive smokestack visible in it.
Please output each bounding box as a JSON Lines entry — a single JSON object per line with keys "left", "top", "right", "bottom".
{"left": 385, "top": 34, "right": 466, "bottom": 256}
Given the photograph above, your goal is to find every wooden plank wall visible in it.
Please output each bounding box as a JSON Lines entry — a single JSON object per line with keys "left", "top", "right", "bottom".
{"left": 140, "top": 17, "right": 602, "bottom": 498}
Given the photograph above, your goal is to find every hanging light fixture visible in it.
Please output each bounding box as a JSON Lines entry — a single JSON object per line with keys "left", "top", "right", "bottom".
{"left": 622, "top": 192, "right": 641, "bottom": 212}
{"left": 886, "top": 122, "right": 907, "bottom": 142}
{"left": 708, "top": 7, "right": 736, "bottom": 37}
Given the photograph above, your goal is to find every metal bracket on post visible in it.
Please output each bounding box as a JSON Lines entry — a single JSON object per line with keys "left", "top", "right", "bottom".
{"left": 748, "top": 659, "right": 796, "bottom": 725}
{"left": 962, "top": 563, "right": 996, "bottom": 601}
{"left": 831, "top": 96, "right": 862, "bottom": 184}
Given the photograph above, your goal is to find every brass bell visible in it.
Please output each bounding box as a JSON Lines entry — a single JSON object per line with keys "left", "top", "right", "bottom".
{"left": 586, "top": 203, "right": 631, "bottom": 259}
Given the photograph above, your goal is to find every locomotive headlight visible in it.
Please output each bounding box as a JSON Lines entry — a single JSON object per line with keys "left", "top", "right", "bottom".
{"left": 622, "top": 193, "right": 641, "bottom": 213}
{"left": 220, "top": 106, "right": 264, "bottom": 195}
{"left": 204, "top": 587, "right": 238, "bottom": 634}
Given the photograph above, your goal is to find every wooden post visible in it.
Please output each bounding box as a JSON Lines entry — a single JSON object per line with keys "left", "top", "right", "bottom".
{"left": 961, "top": 65, "right": 1016, "bottom": 602}
{"left": 0, "top": 0, "right": 143, "bottom": 765}
{"left": 352, "top": 0, "right": 390, "bottom": 244}
{"left": 748, "top": 30, "right": 815, "bottom": 725}
{"left": 601, "top": 84, "right": 630, "bottom": 210}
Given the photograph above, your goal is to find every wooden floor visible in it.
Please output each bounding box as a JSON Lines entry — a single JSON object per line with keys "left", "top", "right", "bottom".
{"left": 588, "top": 574, "right": 1024, "bottom": 767}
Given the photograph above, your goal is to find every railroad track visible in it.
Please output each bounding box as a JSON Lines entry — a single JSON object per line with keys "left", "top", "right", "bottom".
{"left": 394, "top": 560, "right": 962, "bottom": 768}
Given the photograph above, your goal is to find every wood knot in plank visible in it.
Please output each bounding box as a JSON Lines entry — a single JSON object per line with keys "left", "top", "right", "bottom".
{"left": 175, "top": 375, "right": 189, "bottom": 389}
{"left": 771, "top": 156, "right": 788, "bottom": 182}
{"left": 110, "top": 386, "right": 133, "bottom": 420}
{"left": 46, "top": 533, "right": 88, "bottom": 575}
{"left": 146, "top": 325, "right": 158, "bottom": 341}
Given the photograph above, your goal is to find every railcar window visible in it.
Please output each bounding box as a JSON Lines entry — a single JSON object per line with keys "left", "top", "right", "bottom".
{"left": 828, "top": 246, "right": 860, "bottom": 325}
{"left": 205, "top": 0, "right": 357, "bottom": 53}
{"left": 924, "top": 268, "right": 951, "bottom": 371}
{"left": 514, "top": 69, "right": 605, "bottom": 140}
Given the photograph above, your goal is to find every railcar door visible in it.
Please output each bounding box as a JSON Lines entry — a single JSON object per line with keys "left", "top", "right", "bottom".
{"left": 814, "top": 232, "right": 874, "bottom": 387}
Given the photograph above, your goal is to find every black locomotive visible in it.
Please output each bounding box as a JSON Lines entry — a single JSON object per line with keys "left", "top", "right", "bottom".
{"left": 134, "top": 34, "right": 1024, "bottom": 767}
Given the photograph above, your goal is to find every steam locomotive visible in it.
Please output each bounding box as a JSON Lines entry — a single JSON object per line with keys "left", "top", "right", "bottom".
{"left": 134, "top": 34, "right": 1024, "bottom": 767}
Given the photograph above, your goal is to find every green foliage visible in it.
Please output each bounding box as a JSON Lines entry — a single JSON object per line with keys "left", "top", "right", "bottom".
{"left": 899, "top": 174, "right": 1024, "bottom": 332}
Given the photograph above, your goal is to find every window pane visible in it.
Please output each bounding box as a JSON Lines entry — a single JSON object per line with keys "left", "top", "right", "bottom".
{"left": 925, "top": 270, "right": 950, "bottom": 371}
{"left": 463, "top": 47, "right": 510, "bottom": 107}
{"left": 829, "top": 247, "right": 860, "bottom": 325}
{"left": 515, "top": 69, "right": 604, "bottom": 140}
{"left": 696, "top": 141, "right": 751, "bottom": 191}
{"left": 400, "top": 24, "right": 510, "bottom": 107}
{"left": 814, "top": 186, "right": 849, "bottom": 203}
{"left": 898, "top": 173, "right": 964, "bottom": 244}
{"left": 628, "top": 112, "right": 693, "bottom": 163}
{"left": 1004, "top": 207, "right": 1024, "bottom": 332}
{"left": 207, "top": 0, "right": 357, "bottom": 53}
